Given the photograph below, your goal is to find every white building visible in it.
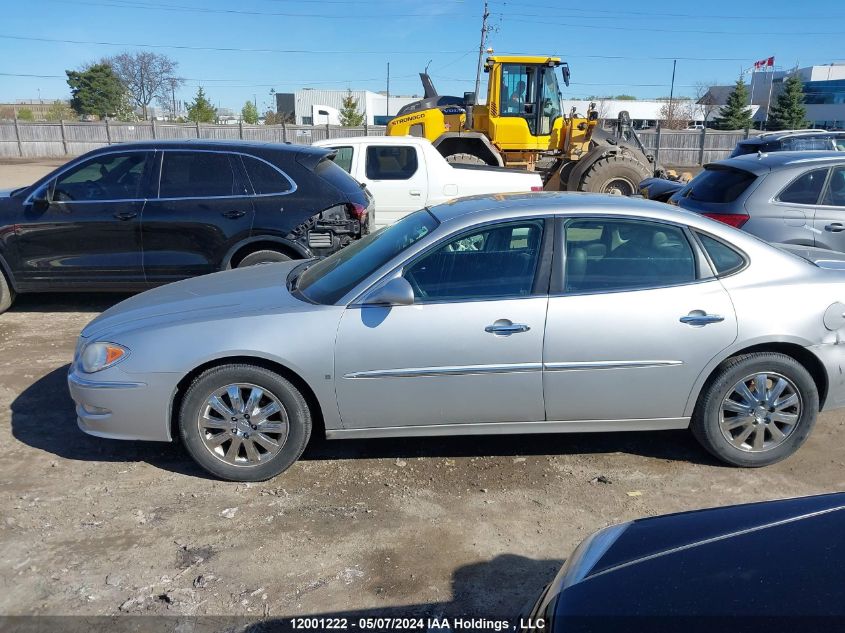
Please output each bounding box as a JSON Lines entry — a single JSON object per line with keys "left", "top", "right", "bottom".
{"left": 291, "top": 89, "right": 420, "bottom": 126}
{"left": 562, "top": 99, "right": 710, "bottom": 129}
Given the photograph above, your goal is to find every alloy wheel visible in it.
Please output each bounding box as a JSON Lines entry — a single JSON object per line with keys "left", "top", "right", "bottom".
{"left": 197, "top": 383, "right": 289, "bottom": 467}
{"left": 719, "top": 372, "right": 802, "bottom": 452}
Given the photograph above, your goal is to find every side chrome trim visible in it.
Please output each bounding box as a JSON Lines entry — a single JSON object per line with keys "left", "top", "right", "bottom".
{"left": 68, "top": 372, "right": 146, "bottom": 389}
{"left": 543, "top": 360, "right": 683, "bottom": 371}
{"left": 343, "top": 362, "right": 542, "bottom": 379}
{"left": 327, "top": 417, "right": 691, "bottom": 439}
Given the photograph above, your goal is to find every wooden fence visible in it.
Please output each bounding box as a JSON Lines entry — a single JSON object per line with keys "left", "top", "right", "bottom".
{"left": 0, "top": 120, "right": 386, "bottom": 159}
{"left": 0, "top": 120, "right": 750, "bottom": 166}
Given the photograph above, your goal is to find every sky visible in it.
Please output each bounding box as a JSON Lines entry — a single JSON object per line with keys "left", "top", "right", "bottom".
{"left": 1, "top": 0, "right": 845, "bottom": 112}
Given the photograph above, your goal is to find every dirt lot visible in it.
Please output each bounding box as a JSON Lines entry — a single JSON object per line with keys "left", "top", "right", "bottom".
{"left": 1, "top": 161, "right": 844, "bottom": 627}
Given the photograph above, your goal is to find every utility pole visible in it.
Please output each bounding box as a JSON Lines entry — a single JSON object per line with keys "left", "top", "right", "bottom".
{"left": 473, "top": 1, "right": 490, "bottom": 102}
{"left": 667, "top": 59, "right": 677, "bottom": 124}
{"left": 386, "top": 62, "right": 390, "bottom": 118}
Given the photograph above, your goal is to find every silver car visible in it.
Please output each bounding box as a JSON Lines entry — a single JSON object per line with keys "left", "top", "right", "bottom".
{"left": 671, "top": 151, "right": 845, "bottom": 252}
{"left": 68, "top": 193, "right": 845, "bottom": 481}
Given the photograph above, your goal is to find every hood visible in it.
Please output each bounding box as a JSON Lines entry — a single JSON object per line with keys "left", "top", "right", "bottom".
{"left": 82, "top": 260, "right": 308, "bottom": 339}
{"left": 554, "top": 492, "right": 845, "bottom": 619}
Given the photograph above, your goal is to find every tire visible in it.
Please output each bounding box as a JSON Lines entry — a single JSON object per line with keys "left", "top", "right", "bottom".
{"left": 691, "top": 353, "right": 819, "bottom": 467}
{"left": 0, "top": 270, "right": 14, "bottom": 314}
{"left": 236, "top": 249, "right": 292, "bottom": 268}
{"left": 577, "top": 154, "right": 652, "bottom": 196}
{"left": 557, "top": 161, "right": 576, "bottom": 191}
{"left": 444, "top": 152, "right": 489, "bottom": 166}
{"left": 178, "top": 363, "right": 312, "bottom": 481}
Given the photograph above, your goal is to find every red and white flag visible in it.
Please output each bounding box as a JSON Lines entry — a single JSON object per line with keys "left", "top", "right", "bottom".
{"left": 754, "top": 57, "right": 775, "bottom": 70}
{"left": 766, "top": 56, "right": 775, "bottom": 67}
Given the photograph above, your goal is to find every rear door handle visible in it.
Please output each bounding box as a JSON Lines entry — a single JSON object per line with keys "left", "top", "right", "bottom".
{"left": 113, "top": 211, "right": 137, "bottom": 221}
{"left": 826, "top": 222, "right": 845, "bottom": 233}
{"left": 485, "top": 319, "right": 530, "bottom": 336}
{"left": 680, "top": 312, "right": 725, "bottom": 326}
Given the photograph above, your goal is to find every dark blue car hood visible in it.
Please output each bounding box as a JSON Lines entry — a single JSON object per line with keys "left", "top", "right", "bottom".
{"left": 553, "top": 493, "right": 845, "bottom": 629}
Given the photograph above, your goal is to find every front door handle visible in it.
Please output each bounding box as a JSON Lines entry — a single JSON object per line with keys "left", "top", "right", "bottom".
{"left": 222, "top": 210, "right": 247, "bottom": 219}
{"left": 680, "top": 311, "right": 725, "bottom": 326}
{"left": 826, "top": 222, "right": 845, "bottom": 233}
{"left": 113, "top": 211, "right": 137, "bottom": 221}
{"left": 485, "top": 319, "right": 530, "bottom": 336}
{"left": 409, "top": 190, "right": 422, "bottom": 197}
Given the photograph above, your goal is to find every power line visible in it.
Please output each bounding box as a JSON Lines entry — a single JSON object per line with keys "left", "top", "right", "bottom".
{"left": 0, "top": 34, "right": 469, "bottom": 55}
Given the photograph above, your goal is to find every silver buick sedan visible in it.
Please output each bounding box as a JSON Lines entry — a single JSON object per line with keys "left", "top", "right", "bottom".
{"left": 68, "top": 193, "right": 845, "bottom": 481}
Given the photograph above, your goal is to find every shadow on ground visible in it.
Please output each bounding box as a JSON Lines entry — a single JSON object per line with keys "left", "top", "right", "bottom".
{"left": 10, "top": 364, "right": 720, "bottom": 479}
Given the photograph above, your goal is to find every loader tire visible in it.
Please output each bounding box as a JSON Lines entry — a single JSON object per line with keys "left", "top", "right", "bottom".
{"left": 577, "top": 154, "right": 652, "bottom": 196}
{"left": 444, "top": 152, "right": 489, "bottom": 166}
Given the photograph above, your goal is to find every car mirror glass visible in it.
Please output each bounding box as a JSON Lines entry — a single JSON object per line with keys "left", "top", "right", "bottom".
{"left": 363, "top": 277, "right": 414, "bottom": 306}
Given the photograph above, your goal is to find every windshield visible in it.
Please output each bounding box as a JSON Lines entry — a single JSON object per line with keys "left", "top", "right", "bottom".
{"left": 297, "top": 209, "right": 439, "bottom": 304}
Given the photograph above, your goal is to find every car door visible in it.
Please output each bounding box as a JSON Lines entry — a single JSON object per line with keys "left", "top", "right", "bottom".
{"left": 334, "top": 218, "right": 551, "bottom": 429}
{"left": 768, "top": 167, "right": 828, "bottom": 244}
{"left": 13, "top": 150, "right": 151, "bottom": 288}
{"left": 141, "top": 150, "right": 255, "bottom": 283}
{"left": 543, "top": 216, "right": 737, "bottom": 423}
{"left": 363, "top": 144, "right": 427, "bottom": 228}
{"left": 813, "top": 165, "right": 845, "bottom": 251}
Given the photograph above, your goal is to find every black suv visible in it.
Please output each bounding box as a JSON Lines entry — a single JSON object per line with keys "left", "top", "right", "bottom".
{"left": 0, "top": 140, "right": 372, "bottom": 313}
{"left": 730, "top": 129, "right": 845, "bottom": 157}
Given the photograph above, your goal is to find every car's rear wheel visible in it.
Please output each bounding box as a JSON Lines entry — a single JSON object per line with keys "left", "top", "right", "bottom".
{"left": 178, "top": 364, "right": 311, "bottom": 481}
{"left": 0, "top": 271, "right": 14, "bottom": 314}
{"left": 236, "top": 249, "right": 292, "bottom": 268}
{"left": 691, "top": 353, "right": 818, "bottom": 467}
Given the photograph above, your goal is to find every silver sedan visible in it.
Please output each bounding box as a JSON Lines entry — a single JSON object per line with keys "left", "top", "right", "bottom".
{"left": 68, "top": 193, "right": 845, "bottom": 481}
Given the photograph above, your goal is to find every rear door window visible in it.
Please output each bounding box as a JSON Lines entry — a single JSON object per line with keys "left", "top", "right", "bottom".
{"left": 686, "top": 167, "right": 756, "bottom": 203}
{"left": 365, "top": 146, "right": 419, "bottom": 180}
{"left": 159, "top": 152, "right": 243, "bottom": 198}
{"left": 822, "top": 166, "right": 845, "bottom": 207}
{"left": 776, "top": 168, "right": 828, "bottom": 205}
{"left": 240, "top": 155, "right": 293, "bottom": 195}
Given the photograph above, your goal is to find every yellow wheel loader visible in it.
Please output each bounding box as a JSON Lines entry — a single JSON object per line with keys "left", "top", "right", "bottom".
{"left": 386, "top": 55, "right": 662, "bottom": 194}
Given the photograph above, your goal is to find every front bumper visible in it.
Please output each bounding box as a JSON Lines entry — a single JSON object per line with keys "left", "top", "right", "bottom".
{"left": 67, "top": 368, "right": 177, "bottom": 442}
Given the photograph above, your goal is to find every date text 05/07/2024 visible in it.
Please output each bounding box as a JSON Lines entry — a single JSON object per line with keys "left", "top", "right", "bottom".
{"left": 289, "top": 617, "right": 537, "bottom": 631}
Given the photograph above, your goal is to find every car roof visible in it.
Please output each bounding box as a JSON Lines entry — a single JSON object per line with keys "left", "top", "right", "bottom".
{"left": 313, "top": 136, "right": 426, "bottom": 146}
{"left": 85, "top": 138, "right": 330, "bottom": 157}
{"left": 428, "top": 191, "right": 706, "bottom": 224}
{"left": 738, "top": 129, "right": 842, "bottom": 145}
{"left": 710, "top": 150, "right": 845, "bottom": 174}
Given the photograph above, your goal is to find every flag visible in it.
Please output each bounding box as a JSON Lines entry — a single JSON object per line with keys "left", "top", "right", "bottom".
{"left": 766, "top": 56, "right": 775, "bottom": 67}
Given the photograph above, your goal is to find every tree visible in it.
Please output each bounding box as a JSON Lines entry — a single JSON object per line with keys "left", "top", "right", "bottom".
{"left": 107, "top": 51, "right": 182, "bottom": 120}
{"left": 186, "top": 87, "right": 217, "bottom": 123}
{"left": 694, "top": 81, "right": 722, "bottom": 127}
{"left": 658, "top": 98, "right": 695, "bottom": 129}
{"left": 767, "top": 73, "right": 808, "bottom": 131}
{"left": 241, "top": 100, "right": 259, "bottom": 124}
{"left": 614, "top": 94, "right": 637, "bottom": 101}
{"left": 16, "top": 108, "right": 35, "bottom": 121}
{"left": 339, "top": 89, "right": 365, "bottom": 126}
{"left": 44, "top": 100, "right": 76, "bottom": 121}
{"left": 66, "top": 63, "right": 126, "bottom": 119}
{"left": 713, "top": 77, "right": 754, "bottom": 130}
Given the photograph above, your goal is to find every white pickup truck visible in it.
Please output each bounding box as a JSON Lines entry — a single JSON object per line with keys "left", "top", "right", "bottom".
{"left": 313, "top": 136, "right": 542, "bottom": 228}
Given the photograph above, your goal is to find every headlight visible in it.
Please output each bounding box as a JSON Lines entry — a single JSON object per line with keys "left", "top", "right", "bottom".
{"left": 80, "top": 342, "right": 129, "bottom": 373}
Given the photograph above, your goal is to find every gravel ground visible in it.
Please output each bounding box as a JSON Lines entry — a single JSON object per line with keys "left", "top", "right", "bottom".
{"left": 1, "top": 160, "right": 844, "bottom": 626}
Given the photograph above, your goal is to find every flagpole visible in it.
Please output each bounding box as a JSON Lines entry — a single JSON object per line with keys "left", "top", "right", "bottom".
{"left": 764, "top": 62, "right": 775, "bottom": 131}
{"left": 748, "top": 65, "right": 756, "bottom": 125}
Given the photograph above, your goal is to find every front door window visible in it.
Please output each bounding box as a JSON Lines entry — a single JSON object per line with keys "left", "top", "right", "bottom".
{"left": 53, "top": 152, "right": 149, "bottom": 202}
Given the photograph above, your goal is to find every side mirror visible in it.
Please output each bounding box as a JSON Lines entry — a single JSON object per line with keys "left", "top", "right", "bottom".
{"left": 463, "top": 91, "right": 477, "bottom": 107}
{"left": 363, "top": 277, "right": 415, "bottom": 306}
{"left": 29, "top": 182, "right": 52, "bottom": 211}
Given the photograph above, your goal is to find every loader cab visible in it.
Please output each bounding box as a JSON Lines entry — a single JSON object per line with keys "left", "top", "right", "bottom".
{"left": 485, "top": 56, "right": 565, "bottom": 151}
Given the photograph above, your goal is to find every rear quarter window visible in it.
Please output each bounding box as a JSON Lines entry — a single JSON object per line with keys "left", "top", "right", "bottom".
{"left": 686, "top": 167, "right": 756, "bottom": 203}
{"left": 241, "top": 155, "right": 293, "bottom": 195}
{"left": 697, "top": 233, "right": 745, "bottom": 275}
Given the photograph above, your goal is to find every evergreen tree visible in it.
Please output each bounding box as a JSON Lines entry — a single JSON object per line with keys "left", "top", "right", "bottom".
{"left": 767, "top": 74, "right": 808, "bottom": 131}
{"left": 241, "top": 100, "right": 259, "bottom": 124}
{"left": 339, "top": 90, "right": 365, "bottom": 127}
{"left": 66, "top": 64, "right": 126, "bottom": 119}
{"left": 186, "top": 87, "right": 217, "bottom": 123}
{"left": 713, "top": 77, "right": 754, "bottom": 130}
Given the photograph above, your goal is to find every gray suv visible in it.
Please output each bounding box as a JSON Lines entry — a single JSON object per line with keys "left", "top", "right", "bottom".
{"left": 670, "top": 152, "right": 845, "bottom": 252}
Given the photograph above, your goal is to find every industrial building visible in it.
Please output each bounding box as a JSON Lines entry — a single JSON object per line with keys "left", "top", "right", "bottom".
{"left": 275, "top": 89, "right": 420, "bottom": 126}
{"left": 703, "top": 63, "right": 845, "bottom": 129}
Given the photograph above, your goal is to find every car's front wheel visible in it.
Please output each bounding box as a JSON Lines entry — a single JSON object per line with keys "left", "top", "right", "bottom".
{"left": 691, "top": 353, "right": 818, "bottom": 467}
{"left": 179, "top": 364, "right": 312, "bottom": 481}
